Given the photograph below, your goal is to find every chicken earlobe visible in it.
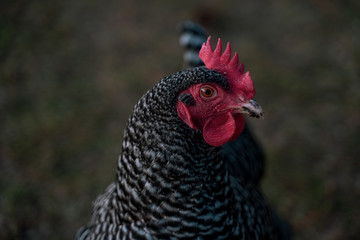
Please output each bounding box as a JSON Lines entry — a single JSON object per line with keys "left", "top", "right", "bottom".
{"left": 177, "top": 100, "right": 197, "bottom": 129}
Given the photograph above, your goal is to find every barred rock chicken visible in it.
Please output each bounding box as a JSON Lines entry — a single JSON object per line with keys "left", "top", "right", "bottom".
{"left": 77, "top": 33, "right": 290, "bottom": 239}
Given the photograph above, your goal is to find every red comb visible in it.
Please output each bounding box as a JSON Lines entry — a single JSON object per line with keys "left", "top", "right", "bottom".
{"left": 199, "top": 36, "right": 255, "bottom": 100}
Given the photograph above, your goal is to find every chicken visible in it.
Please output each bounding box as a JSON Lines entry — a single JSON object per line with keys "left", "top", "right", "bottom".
{"left": 76, "top": 35, "right": 289, "bottom": 239}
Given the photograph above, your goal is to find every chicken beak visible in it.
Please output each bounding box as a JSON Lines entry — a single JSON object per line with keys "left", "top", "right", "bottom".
{"left": 238, "top": 99, "right": 264, "bottom": 119}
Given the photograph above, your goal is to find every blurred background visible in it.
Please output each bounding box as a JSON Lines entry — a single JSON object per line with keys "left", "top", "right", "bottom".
{"left": 1, "top": 0, "right": 359, "bottom": 239}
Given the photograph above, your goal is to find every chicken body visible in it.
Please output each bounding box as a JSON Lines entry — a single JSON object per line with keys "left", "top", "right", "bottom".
{"left": 77, "top": 67, "right": 286, "bottom": 239}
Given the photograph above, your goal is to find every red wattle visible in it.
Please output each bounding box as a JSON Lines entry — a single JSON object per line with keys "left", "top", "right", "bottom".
{"left": 202, "top": 112, "right": 236, "bottom": 147}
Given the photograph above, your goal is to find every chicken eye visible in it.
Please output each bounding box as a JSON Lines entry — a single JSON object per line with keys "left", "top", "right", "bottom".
{"left": 200, "top": 86, "right": 216, "bottom": 98}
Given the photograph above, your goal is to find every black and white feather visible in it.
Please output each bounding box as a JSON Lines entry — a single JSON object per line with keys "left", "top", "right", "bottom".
{"left": 178, "top": 21, "right": 207, "bottom": 69}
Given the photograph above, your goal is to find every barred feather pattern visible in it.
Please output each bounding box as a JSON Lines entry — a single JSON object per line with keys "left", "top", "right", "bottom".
{"left": 178, "top": 21, "right": 207, "bottom": 69}
{"left": 222, "top": 125, "right": 265, "bottom": 186}
{"left": 77, "top": 67, "right": 280, "bottom": 239}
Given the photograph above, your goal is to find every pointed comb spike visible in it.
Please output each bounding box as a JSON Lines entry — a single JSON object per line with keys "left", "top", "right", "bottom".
{"left": 239, "top": 71, "right": 255, "bottom": 98}
{"left": 239, "top": 63, "right": 244, "bottom": 73}
{"left": 214, "top": 38, "right": 222, "bottom": 57}
{"left": 221, "top": 42, "right": 232, "bottom": 63}
{"left": 199, "top": 36, "right": 213, "bottom": 65}
{"left": 206, "top": 36, "right": 212, "bottom": 50}
{"left": 229, "top": 52, "right": 239, "bottom": 68}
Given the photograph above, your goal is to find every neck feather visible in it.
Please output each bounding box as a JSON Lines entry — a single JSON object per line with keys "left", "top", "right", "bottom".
{"left": 114, "top": 69, "right": 236, "bottom": 236}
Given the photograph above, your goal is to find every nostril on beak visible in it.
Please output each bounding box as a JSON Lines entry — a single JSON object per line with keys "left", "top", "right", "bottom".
{"left": 242, "top": 99, "right": 264, "bottom": 119}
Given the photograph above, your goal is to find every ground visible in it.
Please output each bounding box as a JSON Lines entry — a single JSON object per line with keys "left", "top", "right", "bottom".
{"left": 1, "top": 0, "right": 359, "bottom": 239}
